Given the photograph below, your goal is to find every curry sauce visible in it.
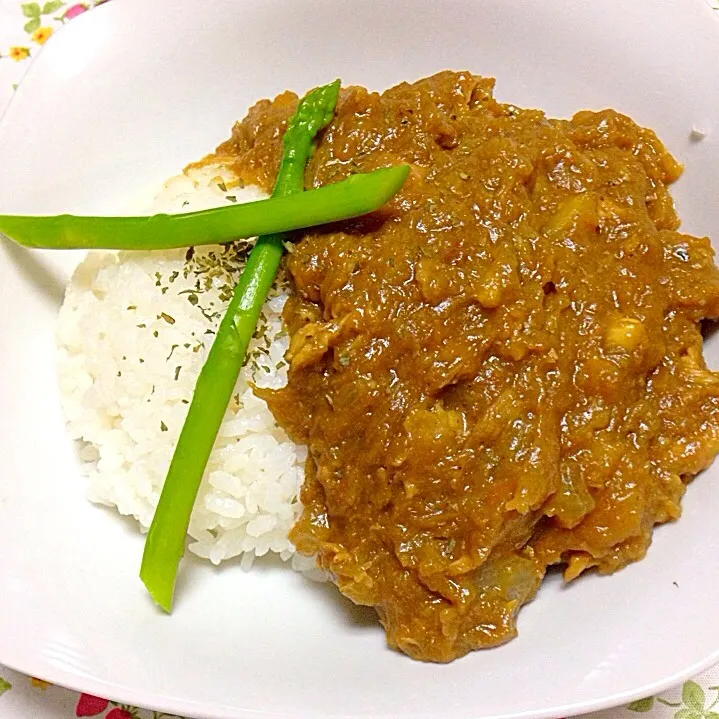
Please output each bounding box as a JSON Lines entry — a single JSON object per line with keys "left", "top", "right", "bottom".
{"left": 217, "top": 72, "right": 719, "bottom": 662}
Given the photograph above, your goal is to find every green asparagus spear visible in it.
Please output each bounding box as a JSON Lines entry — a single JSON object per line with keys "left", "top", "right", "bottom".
{"left": 0, "top": 165, "right": 408, "bottom": 250}
{"left": 140, "top": 80, "right": 388, "bottom": 612}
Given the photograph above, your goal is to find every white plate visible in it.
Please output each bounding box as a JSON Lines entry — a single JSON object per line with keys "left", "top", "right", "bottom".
{"left": 1, "top": 1, "right": 719, "bottom": 717}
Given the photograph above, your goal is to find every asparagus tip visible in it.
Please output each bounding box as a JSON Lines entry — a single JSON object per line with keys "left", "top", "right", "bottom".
{"left": 140, "top": 556, "right": 175, "bottom": 613}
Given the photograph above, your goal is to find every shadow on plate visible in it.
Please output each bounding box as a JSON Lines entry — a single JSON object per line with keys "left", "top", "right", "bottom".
{"left": 177, "top": 541, "right": 379, "bottom": 631}
{"left": 1, "top": 236, "right": 65, "bottom": 307}
{"left": 702, "top": 319, "right": 719, "bottom": 371}
{"left": 294, "top": 573, "right": 379, "bottom": 631}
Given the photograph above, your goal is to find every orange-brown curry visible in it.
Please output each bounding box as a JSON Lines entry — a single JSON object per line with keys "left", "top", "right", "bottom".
{"left": 216, "top": 72, "right": 719, "bottom": 662}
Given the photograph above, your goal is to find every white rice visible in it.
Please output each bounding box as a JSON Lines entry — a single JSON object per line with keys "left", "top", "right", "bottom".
{"left": 56, "top": 165, "right": 320, "bottom": 576}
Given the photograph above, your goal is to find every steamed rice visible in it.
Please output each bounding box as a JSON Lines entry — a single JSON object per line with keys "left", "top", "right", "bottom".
{"left": 56, "top": 165, "right": 319, "bottom": 575}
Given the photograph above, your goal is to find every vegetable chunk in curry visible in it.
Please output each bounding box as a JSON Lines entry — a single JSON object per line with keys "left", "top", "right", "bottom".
{"left": 219, "top": 72, "right": 719, "bottom": 662}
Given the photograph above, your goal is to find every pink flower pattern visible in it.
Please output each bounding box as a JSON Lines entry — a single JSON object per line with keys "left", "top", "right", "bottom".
{"left": 63, "top": 4, "right": 88, "bottom": 19}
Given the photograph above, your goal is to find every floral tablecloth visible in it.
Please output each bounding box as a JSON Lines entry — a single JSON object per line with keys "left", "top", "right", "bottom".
{"left": 2, "top": 1, "right": 719, "bottom": 717}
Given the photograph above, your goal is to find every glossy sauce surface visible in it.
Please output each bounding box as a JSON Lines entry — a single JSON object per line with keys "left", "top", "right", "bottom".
{"left": 216, "top": 72, "right": 719, "bottom": 662}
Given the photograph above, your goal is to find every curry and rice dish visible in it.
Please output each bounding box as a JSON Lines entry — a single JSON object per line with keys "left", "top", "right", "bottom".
{"left": 56, "top": 72, "right": 719, "bottom": 663}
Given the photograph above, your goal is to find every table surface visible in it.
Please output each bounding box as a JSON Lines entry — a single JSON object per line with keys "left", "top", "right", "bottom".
{"left": 1, "top": 1, "right": 719, "bottom": 717}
